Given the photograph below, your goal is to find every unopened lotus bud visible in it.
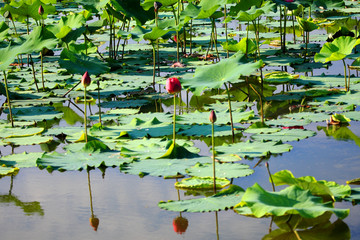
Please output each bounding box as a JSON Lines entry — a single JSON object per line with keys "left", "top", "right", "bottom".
{"left": 209, "top": 110, "right": 217, "bottom": 123}
{"left": 154, "top": 2, "right": 162, "bottom": 12}
{"left": 81, "top": 71, "right": 91, "bottom": 87}
{"left": 38, "top": 5, "right": 44, "bottom": 15}
{"left": 166, "top": 77, "right": 181, "bottom": 94}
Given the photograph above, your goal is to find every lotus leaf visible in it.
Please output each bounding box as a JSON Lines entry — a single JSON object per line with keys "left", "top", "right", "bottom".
{"left": 283, "top": 112, "right": 330, "bottom": 123}
{"left": 216, "top": 140, "right": 293, "bottom": 159}
{"left": 186, "top": 162, "right": 254, "bottom": 179}
{"left": 119, "top": 156, "right": 210, "bottom": 178}
{"left": 1, "top": 135, "right": 53, "bottom": 146}
{"left": 236, "top": 183, "right": 349, "bottom": 219}
{"left": 178, "top": 124, "right": 243, "bottom": 137}
{"left": 181, "top": 53, "right": 263, "bottom": 96}
{"left": 251, "top": 129, "right": 316, "bottom": 142}
{"left": 272, "top": 170, "right": 351, "bottom": 200}
{"left": 175, "top": 177, "right": 230, "bottom": 190}
{"left": 158, "top": 185, "right": 246, "bottom": 212}
{"left": 0, "top": 152, "right": 44, "bottom": 168}
{"left": 0, "top": 166, "right": 19, "bottom": 178}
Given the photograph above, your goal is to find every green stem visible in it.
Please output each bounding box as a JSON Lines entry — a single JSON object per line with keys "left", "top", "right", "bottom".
{"left": 212, "top": 122, "right": 216, "bottom": 192}
{"left": 224, "top": 4, "right": 229, "bottom": 58}
{"left": 224, "top": 83, "right": 234, "bottom": 143}
{"left": 342, "top": 59, "right": 348, "bottom": 91}
{"left": 84, "top": 87, "right": 88, "bottom": 143}
{"left": 41, "top": 51, "right": 45, "bottom": 91}
{"left": 266, "top": 162, "right": 275, "bottom": 192}
{"left": 249, "top": 84, "right": 264, "bottom": 124}
{"left": 347, "top": 64, "right": 351, "bottom": 92}
{"left": 152, "top": 42, "right": 156, "bottom": 87}
{"left": 173, "top": 94, "right": 177, "bottom": 145}
{"left": 29, "top": 55, "right": 39, "bottom": 92}
{"left": 3, "top": 71, "right": 14, "bottom": 127}
{"left": 97, "top": 80, "right": 102, "bottom": 127}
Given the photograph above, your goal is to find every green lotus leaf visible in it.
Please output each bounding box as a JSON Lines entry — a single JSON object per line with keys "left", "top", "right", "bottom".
{"left": 314, "top": 36, "right": 360, "bottom": 63}
{"left": 158, "top": 185, "right": 246, "bottom": 212}
{"left": 0, "top": 20, "right": 9, "bottom": 41}
{"left": 0, "top": 152, "right": 44, "bottom": 168}
{"left": 181, "top": 53, "right": 263, "bottom": 96}
{"left": 111, "top": 0, "right": 154, "bottom": 25}
{"left": 236, "top": 1, "right": 274, "bottom": 21}
{"left": 283, "top": 112, "right": 330, "bottom": 123}
{"left": 266, "top": 118, "right": 311, "bottom": 127}
{"left": 221, "top": 38, "right": 258, "bottom": 54}
{"left": 204, "top": 100, "right": 254, "bottom": 112}
{"left": 244, "top": 122, "right": 281, "bottom": 134}
{"left": 2, "top": 0, "right": 55, "bottom": 21}
{"left": 343, "top": 111, "right": 360, "bottom": 121}
{"left": 59, "top": 48, "right": 110, "bottom": 76}
{"left": 37, "top": 141, "right": 126, "bottom": 171}
{"left": 315, "top": 91, "right": 360, "bottom": 105}
{"left": 0, "top": 126, "right": 44, "bottom": 138}
{"left": 5, "top": 106, "right": 64, "bottom": 121}
{"left": 331, "top": 113, "right": 351, "bottom": 123}
{"left": 47, "top": 13, "right": 86, "bottom": 39}
{"left": 215, "top": 140, "right": 293, "bottom": 159}
{"left": 263, "top": 55, "right": 303, "bottom": 66}
{"left": 89, "top": 108, "right": 140, "bottom": 121}
{"left": 178, "top": 124, "right": 243, "bottom": 137}
{"left": 99, "top": 99, "right": 149, "bottom": 109}
{"left": 140, "top": 0, "right": 178, "bottom": 11}
{"left": 344, "top": 188, "right": 360, "bottom": 205}
{"left": 251, "top": 129, "right": 316, "bottom": 142}
{"left": 116, "top": 138, "right": 199, "bottom": 159}
{"left": 272, "top": 170, "right": 351, "bottom": 200}
{"left": 0, "top": 166, "right": 19, "bottom": 178}
{"left": 175, "top": 177, "right": 230, "bottom": 190}
{"left": 297, "top": 17, "right": 319, "bottom": 32}
{"left": 1, "top": 135, "right": 53, "bottom": 146}
{"left": 119, "top": 156, "right": 210, "bottom": 178}
{"left": 186, "top": 162, "right": 254, "bottom": 178}
{"left": 236, "top": 183, "right": 349, "bottom": 219}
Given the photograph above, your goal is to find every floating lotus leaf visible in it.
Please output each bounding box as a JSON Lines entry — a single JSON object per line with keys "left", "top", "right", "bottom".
{"left": 272, "top": 170, "right": 351, "bottom": 200}
{"left": 344, "top": 111, "right": 360, "bottom": 121}
{"left": 178, "top": 110, "right": 254, "bottom": 125}
{"left": 244, "top": 122, "right": 281, "bottom": 134}
{"left": 264, "top": 55, "right": 303, "bottom": 66}
{"left": 37, "top": 140, "right": 126, "bottom": 171}
{"left": 0, "top": 166, "right": 19, "bottom": 178}
{"left": 181, "top": 53, "right": 263, "bottom": 96}
{"left": 120, "top": 156, "right": 210, "bottom": 178}
{"left": 175, "top": 177, "right": 230, "bottom": 190}
{"left": 0, "top": 152, "right": 44, "bottom": 168}
{"left": 215, "top": 140, "right": 293, "bottom": 159}
{"left": 178, "top": 124, "right": 243, "bottom": 137}
{"left": 1, "top": 135, "right": 53, "bottom": 146}
{"left": 283, "top": 112, "right": 330, "bottom": 123}
{"left": 204, "top": 100, "right": 253, "bottom": 112}
{"left": 312, "top": 103, "right": 356, "bottom": 113}
{"left": 186, "top": 162, "right": 254, "bottom": 179}
{"left": 5, "top": 106, "right": 64, "bottom": 121}
{"left": 3, "top": 0, "right": 55, "bottom": 21}
{"left": 235, "top": 183, "right": 349, "bottom": 219}
{"left": 118, "top": 112, "right": 173, "bottom": 125}
{"left": 251, "top": 129, "right": 316, "bottom": 142}
{"left": 0, "top": 126, "right": 44, "bottom": 138}
{"left": 89, "top": 108, "right": 140, "bottom": 121}
{"left": 266, "top": 118, "right": 311, "bottom": 127}
{"left": 315, "top": 91, "right": 360, "bottom": 105}
{"left": 344, "top": 188, "right": 360, "bottom": 205}
{"left": 158, "top": 185, "right": 246, "bottom": 212}
{"left": 116, "top": 138, "right": 199, "bottom": 159}
{"left": 99, "top": 99, "right": 149, "bottom": 109}
{"left": 331, "top": 113, "right": 351, "bottom": 123}
{"left": 296, "top": 74, "right": 359, "bottom": 88}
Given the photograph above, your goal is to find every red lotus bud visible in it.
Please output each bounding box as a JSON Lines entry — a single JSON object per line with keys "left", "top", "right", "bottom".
{"left": 174, "top": 35, "right": 178, "bottom": 43}
{"left": 154, "top": 2, "right": 162, "bottom": 12}
{"left": 166, "top": 77, "right": 181, "bottom": 94}
{"left": 89, "top": 216, "right": 99, "bottom": 231}
{"left": 38, "top": 5, "right": 44, "bottom": 15}
{"left": 172, "top": 216, "right": 188, "bottom": 235}
{"left": 209, "top": 110, "right": 217, "bottom": 123}
{"left": 81, "top": 71, "right": 91, "bottom": 87}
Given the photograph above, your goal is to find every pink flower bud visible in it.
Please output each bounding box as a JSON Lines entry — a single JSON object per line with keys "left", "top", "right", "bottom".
{"left": 209, "top": 110, "right": 217, "bottom": 123}
{"left": 81, "top": 71, "right": 91, "bottom": 87}
{"left": 38, "top": 5, "right": 44, "bottom": 15}
{"left": 166, "top": 77, "right": 181, "bottom": 94}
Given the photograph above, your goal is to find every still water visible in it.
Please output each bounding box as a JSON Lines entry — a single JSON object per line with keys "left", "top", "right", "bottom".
{"left": 0, "top": 120, "right": 359, "bottom": 240}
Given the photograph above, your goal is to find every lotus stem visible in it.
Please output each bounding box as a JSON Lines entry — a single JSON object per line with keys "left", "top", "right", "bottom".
{"left": 249, "top": 84, "right": 264, "bottom": 124}
{"left": 246, "top": 21, "right": 249, "bottom": 58}
{"left": 282, "top": 6, "right": 287, "bottom": 53}
{"left": 152, "top": 42, "right": 156, "bottom": 87}
{"left": 347, "top": 64, "right": 351, "bottom": 92}
{"left": 342, "top": 59, "right": 348, "bottom": 91}
{"left": 212, "top": 18, "right": 220, "bottom": 61}
{"left": 40, "top": 50, "right": 45, "bottom": 91}
{"left": 155, "top": 12, "right": 161, "bottom": 76}
{"left": 212, "top": 121, "right": 216, "bottom": 192}
{"left": 265, "top": 162, "right": 275, "bottom": 192}
{"left": 97, "top": 80, "right": 102, "bottom": 127}
{"left": 292, "top": 11, "right": 296, "bottom": 44}
{"left": 224, "top": 4, "right": 229, "bottom": 58}
{"left": 224, "top": 83, "right": 235, "bottom": 143}
{"left": 3, "top": 71, "right": 14, "bottom": 127}
{"left": 29, "top": 55, "right": 39, "bottom": 92}
{"left": 190, "top": 20, "right": 193, "bottom": 55}
{"left": 173, "top": 94, "right": 177, "bottom": 145}
{"left": 84, "top": 86, "right": 88, "bottom": 143}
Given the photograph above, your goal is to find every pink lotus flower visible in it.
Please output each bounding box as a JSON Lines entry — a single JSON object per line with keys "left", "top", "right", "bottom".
{"left": 81, "top": 71, "right": 91, "bottom": 87}
{"left": 166, "top": 77, "right": 181, "bottom": 94}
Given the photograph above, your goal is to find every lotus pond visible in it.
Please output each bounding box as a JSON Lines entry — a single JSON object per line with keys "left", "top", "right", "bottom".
{"left": 1, "top": 0, "right": 360, "bottom": 239}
